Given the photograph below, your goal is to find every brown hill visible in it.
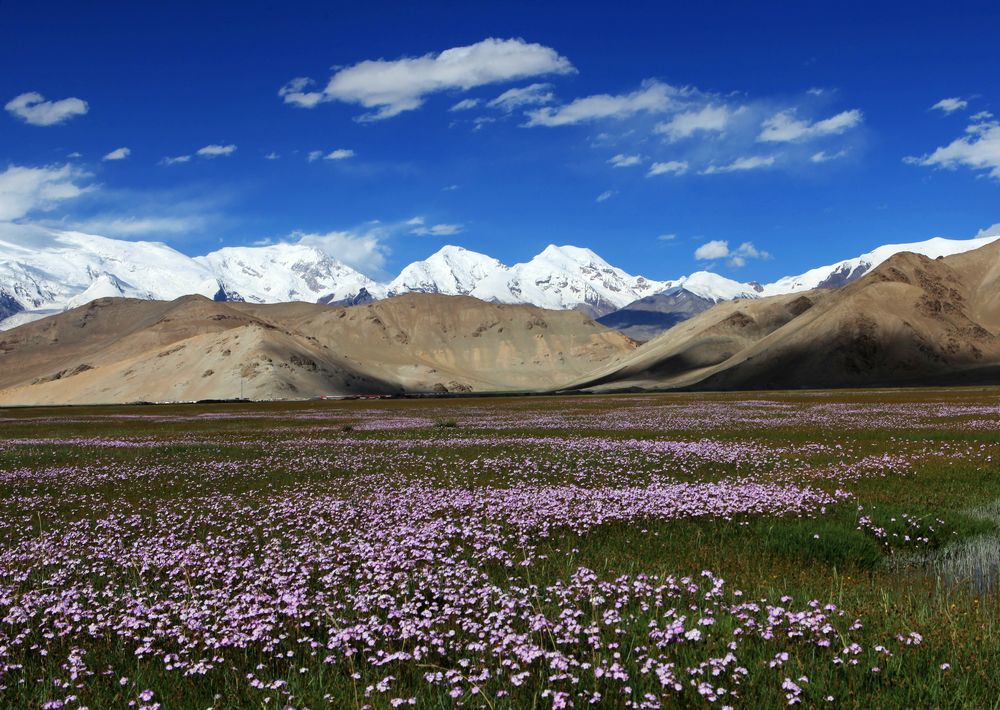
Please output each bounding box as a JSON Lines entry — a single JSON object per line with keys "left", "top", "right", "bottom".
{"left": 568, "top": 239, "right": 1000, "bottom": 392}
{"left": 0, "top": 293, "right": 635, "bottom": 405}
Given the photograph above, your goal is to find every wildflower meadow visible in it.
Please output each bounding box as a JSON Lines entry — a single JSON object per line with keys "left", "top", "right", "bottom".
{"left": 0, "top": 390, "right": 998, "bottom": 708}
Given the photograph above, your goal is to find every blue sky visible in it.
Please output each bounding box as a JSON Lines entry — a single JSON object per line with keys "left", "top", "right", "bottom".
{"left": 2, "top": 0, "right": 999, "bottom": 281}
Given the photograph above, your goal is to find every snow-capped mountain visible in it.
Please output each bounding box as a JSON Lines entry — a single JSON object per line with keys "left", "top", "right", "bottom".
{"left": 384, "top": 244, "right": 668, "bottom": 317}
{"left": 0, "top": 227, "right": 222, "bottom": 328}
{"left": 759, "top": 234, "right": 1000, "bottom": 296}
{"left": 387, "top": 245, "right": 506, "bottom": 297}
{"left": 3, "top": 224, "right": 1000, "bottom": 332}
{"left": 469, "top": 245, "right": 668, "bottom": 317}
{"left": 596, "top": 232, "right": 1000, "bottom": 340}
{"left": 196, "top": 244, "right": 384, "bottom": 304}
{"left": 662, "top": 270, "right": 762, "bottom": 301}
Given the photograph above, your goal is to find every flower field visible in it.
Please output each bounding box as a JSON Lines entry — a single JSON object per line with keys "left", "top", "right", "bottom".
{"left": 0, "top": 390, "right": 998, "bottom": 708}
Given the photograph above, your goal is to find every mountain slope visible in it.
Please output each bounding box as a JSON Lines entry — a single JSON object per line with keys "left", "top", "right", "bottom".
{"left": 569, "top": 240, "right": 1000, "bottom": 392}
{"left": 0, "top": 293, "right": 635, "bottom": 405}
{"left": 594, "top": 234, "right": 1000, "bottom": 340}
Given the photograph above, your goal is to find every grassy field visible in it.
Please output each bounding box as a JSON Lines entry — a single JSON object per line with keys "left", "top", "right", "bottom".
{"left": 0, "top": 389, "right": 998, "bottom": 708}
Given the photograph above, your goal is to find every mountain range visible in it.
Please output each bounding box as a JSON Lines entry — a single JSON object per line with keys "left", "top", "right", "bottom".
{"left": 569, "top": 238, "right": 1000, "bottom": 392}
{"left": 0, "top": 294, "right": 634, "bottom": 405}
{"left": 6, "top": 236, "right": 1000, "bottom": 404}
{"left": 3, "top": 224, "right": 998, "bottom": 333}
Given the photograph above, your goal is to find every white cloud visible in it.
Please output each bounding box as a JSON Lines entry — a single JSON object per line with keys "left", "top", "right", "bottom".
{"left": 657, "top": 233, "right": 677, "bottom": 241}
{"left": 694, "top": 239, "right": 730, "bottom": 260}
{"left": 810, "top": 149, "right": 847, "bottom": 163}
{"left": 931, "top": 97, "right": 968, "bottom": 114}
{"left": 5, "top": 91, "right": 88, "bottom": 126}
{"left": 102, "top": 147, "right": 131, "bottom": 161}
{"left": 449, "top": 98, "right": 481, "bottom": 111}
{"left": 596, "top": 190, "right": 616, "bottom": 203}
{"left": 905, "top": 118, "right": 1000, "bottom": 178}
{"left": 487, "top": 83, "right": 554, "bottom": 111}
{"left": 525, "top": 80, "right": 677, "bottom": 127}
{"left": 264, "top": 152, "right": 280, "bottom": 160}
{"left": 608, "top": 153, "right": 642, "bottom": 168}
{"left": 647, "top": 160, "right": 689, "bottom": 176}
{"left": 161, "top": 155, "right": 191, "bottom": 165}
{"left": 0, "top": 164, "right": 92, "bottom": 221}
{"left": 280, "top": 38, "right": 575, "bottom": 121}
{"left": 294, "top": 228, "right": 390, "bottom": 274}
{"left": 196, "top": 144, "right": 237, "bottom": 158}
{"left": 694, "top": 239, "right": 770, "bottom": 266}
{"left": 701, "top": 155, "right": 775, "bottom": 174}
{"left": 72, "top": 215, "right": 206, "bottom": 236}
{"left": 472, "top": 116, "right": 496, "bottom": 131}
{"left": 307, "top": 150, "right": 323, "bottom": 162}
{"left": 757, "top": 109, "right": 862, "bottom": 142}
{"left": 411, "top": 222, "right": 463, "bottom": 236}
{"left": 654, "top": 104, "right": 739, "bottom": 141}
{"left": 278, "top": 77, "right": 324, "bottom": 108}
{"left": 971, "top": 111, "right": 993, "bottom": 121}
{"left": 324, "top": 148, "right": 355, "bottom": 160}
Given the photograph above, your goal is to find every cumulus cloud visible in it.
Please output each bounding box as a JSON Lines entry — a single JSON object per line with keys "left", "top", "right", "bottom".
{"left": 264, "top": 152, "right": 280, "bottom": 160}
{"left": 608, "top": 153, "right": 642, "bottom": 168}
{"left": 647, "top": 160, "right": 689, "bottom": 176}
{"left": 5, "top": 91, "right": 88, "bottom": 126}
{"left": 693, "top": 240, "right": 730, "bottom": 260}
{"left": 657, "top": 233, "right": 677, "bottom": 242}
{"left": 694, "top": 239, "right": 770, "bottom": 267}
{"left": 487, "top": 83, "right": 554, "bottom": 111}
{"left": 905, "top": 118, "right": 1000, "bottom": 178}
{"left": 525, "top": 80, "right": 677, "bottom": 127}
{"left": 931, "top": 97, "right": 968, "bottom": 114}
{"left": 701, "top": 155, "right": 776, "bottom": 174}
{"left": 294, "top": 228, "right": 390, "bottom": 274}
{"left": 102, "top": 147, "right": 131, "bottom": 161}
{"left": 161, "top": 155, "right": 191, "bottom": 165}
{"left": 757, "top": 109, "right": 862, "bottom": 142}
{"left": 307, "top": 150, "right": 323, "bottom": 162}
{"left": 596, "top": 190, "right": 616, "bottom": 203}
{"left": 196, "top": 144, "right": 237, "bottom": 158}
{"left": 654, "top": 104, "right": 739, "bottom": 141}
{"left": 0, "top": 164, "right": 92, "bottom": 221}
{"left": 280, "top": 38, "right": 575, "bottom": 121}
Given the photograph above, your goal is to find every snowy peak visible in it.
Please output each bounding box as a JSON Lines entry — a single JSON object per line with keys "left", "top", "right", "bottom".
{"left": 387, "top": 245, "right": 507, "bottom": 296}
{"left": 760, "top": 234, "right": 1000, "bottom": 296}
{"left": 197, "top": 243, "right": 381, "bottom": 304}
{"left": 465, "top": 244, "right": 668, "bottom": 317}
{"left": 388, "top": 244, "right": 667, "bottom": 317}
{"left": 669, "top": 271, "right": 761, "bottom": 302}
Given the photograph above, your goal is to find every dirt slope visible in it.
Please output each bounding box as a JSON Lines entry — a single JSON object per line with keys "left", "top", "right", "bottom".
{"left": 0, "top": 293, "right": 635, "bottom": 404}
{"left": 569, "top": 240, "right": 1000, "bottom": 392}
